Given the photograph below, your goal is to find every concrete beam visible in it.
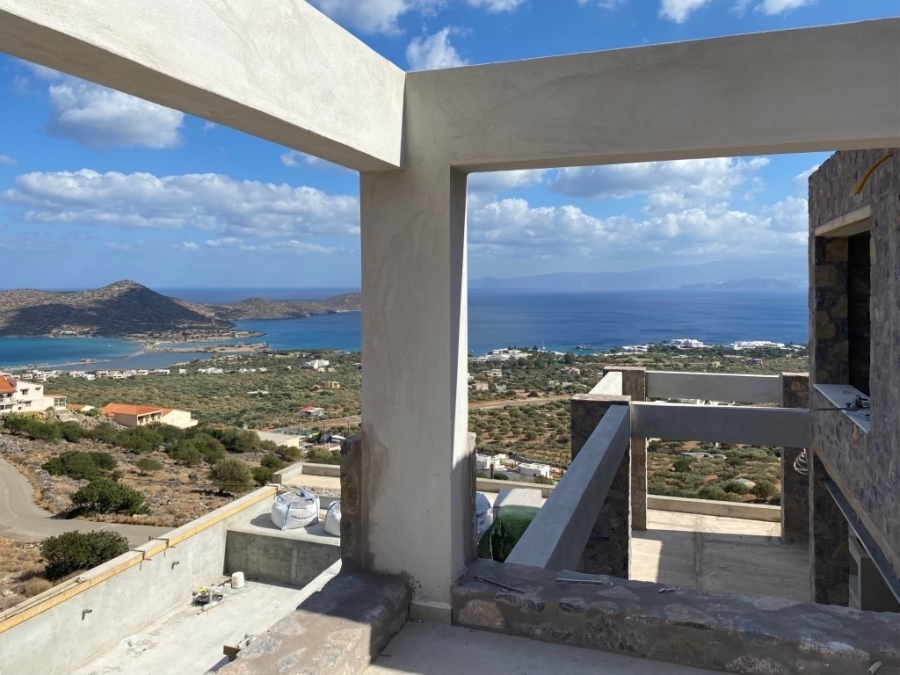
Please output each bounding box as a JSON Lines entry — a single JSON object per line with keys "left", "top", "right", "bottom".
{"left": 506, "top": 405, "right": 630, "bottom": 571}
{"left": 0, "top": 0, "right": 404, "bottom": 171}
{"left": 407, "top": 20, "right": 900, "bottom": 171}
{"left": 631, "top": 402, "right": 810, "bottom": 447}
{"left": 646, "top": 371, "right": 782, "bottom": 403}
{"left": 589, "top": 371, "right": 622, "bottom": 395}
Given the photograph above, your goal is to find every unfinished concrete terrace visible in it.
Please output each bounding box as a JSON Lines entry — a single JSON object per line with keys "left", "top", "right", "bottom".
{"left": 0, "top": 1, "right": 899, "bottom": 673}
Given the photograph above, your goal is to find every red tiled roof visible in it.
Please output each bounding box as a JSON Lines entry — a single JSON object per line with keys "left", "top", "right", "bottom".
{"left": 0, "top": 377, "right": 14, "bottom": 395}
{"left": 101, "top": 403, "right": 162, "bottom": 416}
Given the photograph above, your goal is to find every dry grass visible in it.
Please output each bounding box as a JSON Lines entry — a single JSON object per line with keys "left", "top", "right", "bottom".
{"left": 0, "top": 537, "right": 48, "bottom": 612}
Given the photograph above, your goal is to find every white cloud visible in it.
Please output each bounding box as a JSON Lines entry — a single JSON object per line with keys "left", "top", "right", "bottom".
{"left": 467, "top": 190, "right": 806, "bottom": 262}
{"left": 793, "top": 163, "right": 820, "bottom": 188}
{"left": 757, "top": 0, "right": 815, "bottom": 14}
{"left": 2, "top": 170, "right": 360, "bottom": 238}
{"left": 549, "top": 157, "right": 768, "bottom": 208}
{"left": 659, "top": 0, "right": 712, "bottom": 22}
{"left": 308, "top": 0, "right": 439, "bottom": 34}
{"left": 205, "top": 237, "right": 334, "bottom": 255}
{"left": 280, "top": 150, "right": 347, "bottom": 171}
{"left": 407, "top": 28, "right": 468, "bottom": 71}
{"left": 0, "top": 155, "right": 16, "bottom": 166}
{"left": 468, "top": 169, "right": 547, "bottom": 193}
{"left": 46, "top": 78, "right": 184, "bottom": 149}
{"left": 465, "top": 0, "right": 526, "bottom": 11}
{"left": 578, "top": 0, "right": 628, "bottom": 7}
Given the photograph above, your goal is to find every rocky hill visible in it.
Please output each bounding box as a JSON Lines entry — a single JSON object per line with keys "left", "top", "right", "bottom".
{"left": 0, "top": 281, "right": 361, "bottom": 339}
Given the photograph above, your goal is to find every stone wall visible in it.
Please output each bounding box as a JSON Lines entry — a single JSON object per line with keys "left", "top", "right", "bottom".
{"left": 781, "top": 373, "right": 810, "bottom": 544}
{"left": 453, "top": 559, "right": 900, "bottom": 675}
{"left": 808, "top": 149, "right": 900, "bottom": 580}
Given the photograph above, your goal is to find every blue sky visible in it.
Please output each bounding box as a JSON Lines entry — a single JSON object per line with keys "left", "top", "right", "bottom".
{"left": 0, "top": 0, "right": 895, "bottom": 290}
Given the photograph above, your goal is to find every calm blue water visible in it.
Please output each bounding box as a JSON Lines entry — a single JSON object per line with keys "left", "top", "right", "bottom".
{"left": 0, "top": 290, "right": 807, "bottom": 369}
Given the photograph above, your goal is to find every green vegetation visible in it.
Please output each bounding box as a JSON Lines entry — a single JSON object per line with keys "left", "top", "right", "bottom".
{"left": 41, "top": 530, "right": 130, "bottom": 581}
{"left": 42, "top": 451, "right": 117, "bottom": 481}
{"left": 209, "top": 458, "right": 255, "bottom": 494}
{"left": 304, "top": 447, "right": 341, "bottom": 465}
{"left": 135, "top": 457, "right": 163, "bottom": 474}
{"left": 71, "top": 479, "right": 150, "bottom": 515}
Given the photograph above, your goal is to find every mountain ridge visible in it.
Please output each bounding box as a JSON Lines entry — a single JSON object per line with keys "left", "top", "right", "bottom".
{"left": 0, "top": 280, "right": 361, "bottom": 339}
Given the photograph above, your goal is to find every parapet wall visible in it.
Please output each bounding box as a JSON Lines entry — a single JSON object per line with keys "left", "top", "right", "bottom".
{"left": 0, "top": 486, "right": 277, "bottom": 675}
{"left": 808, "top": 149, "right": 900, "bottom": 577}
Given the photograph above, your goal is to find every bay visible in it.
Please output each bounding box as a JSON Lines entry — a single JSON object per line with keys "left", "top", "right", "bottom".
{"left": 0, "top": 290, "right": 808, "bottom": 370}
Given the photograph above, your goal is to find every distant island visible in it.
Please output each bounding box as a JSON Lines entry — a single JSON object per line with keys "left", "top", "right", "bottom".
{"left": 0, "top": 280, "right": 361, "bottom": 341}
{"left": 679, "top": 279, "right": 798, "bottom": 290}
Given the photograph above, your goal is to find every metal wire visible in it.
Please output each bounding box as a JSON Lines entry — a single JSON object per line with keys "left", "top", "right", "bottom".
{"left": 793, "top": 448, "right": 809, "bottom": 476}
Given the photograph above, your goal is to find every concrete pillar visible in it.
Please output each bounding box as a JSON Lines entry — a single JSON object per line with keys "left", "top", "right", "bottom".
{"left": 358, "top": 161, "right": 473, "bottom": 622}
{"left": 810, "top": 450, "right": 850, "bottom": 604}
{"left": 604, "top": 367, "right": 647, "bottom": 531}
{"left": 781, "top": 373, "right": 810, "bottom": 544}
{"left": 571, "top": 393, "right": 631, "bottom": 577}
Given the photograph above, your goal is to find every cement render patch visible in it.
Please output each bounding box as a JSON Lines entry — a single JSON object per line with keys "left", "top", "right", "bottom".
{"left": 366, "top": 622, "right": 729, "bottom": 675}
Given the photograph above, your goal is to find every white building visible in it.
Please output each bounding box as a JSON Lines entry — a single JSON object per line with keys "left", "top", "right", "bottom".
{"left": 475, "top": 454, "right": 504, "bottom": 471}
{"left": 731, "top": 340, "right": 787, "bottom": 350}
{"left": 0, "top": 376, "right": 66, "bottom": 414}
{"left": 304, "top": 360, "right": 330, "bottom": 370}
{"left": 517, "top": 462, "right": 551, "bottom": 479}
{"left": 670, "top": 339, "right": 705, "bottom": 349}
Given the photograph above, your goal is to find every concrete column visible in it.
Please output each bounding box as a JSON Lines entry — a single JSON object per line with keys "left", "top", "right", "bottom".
{"left": 781, "top": 373, "right": 810, "bottom": 544}
{"left": 571, "top": 393, "right": 631, "bottom": 577}
{"left": 358, "top": 161, "right": 473, "bottom": 622}
{"left": 604, "top": 366, "right": 647, "bottom": 531}
{"left": 810, "top": 450, "right": 849, "bottom": 605}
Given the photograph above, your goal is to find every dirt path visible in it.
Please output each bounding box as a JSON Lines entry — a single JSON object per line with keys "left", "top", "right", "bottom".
{"left": 0, "top": 457, "right": 171, "bottom": 547}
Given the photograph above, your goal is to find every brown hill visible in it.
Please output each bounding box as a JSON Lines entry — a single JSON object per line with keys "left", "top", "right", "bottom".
{"left": 0, "top": 281, "right": 361, "bottom": 338}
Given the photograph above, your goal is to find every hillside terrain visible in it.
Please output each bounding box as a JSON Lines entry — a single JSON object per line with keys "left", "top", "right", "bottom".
{"left": 0, "top": 281, "right": 360, "bottom": 339}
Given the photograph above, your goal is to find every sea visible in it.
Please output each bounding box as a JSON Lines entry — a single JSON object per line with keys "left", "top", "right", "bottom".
{"left": 0, "top": 290, "right": 807, "bottom": 370}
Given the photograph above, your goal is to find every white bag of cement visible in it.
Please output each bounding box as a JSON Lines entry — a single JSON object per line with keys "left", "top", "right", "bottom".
{"left": 271, "top": 489, "right": 319, "bottom": 530}
{"left": 475, "top": 492, "right": 494, "bottom": 540}
{"left": 323, "top": 500, "right": 341, "bottom": 537}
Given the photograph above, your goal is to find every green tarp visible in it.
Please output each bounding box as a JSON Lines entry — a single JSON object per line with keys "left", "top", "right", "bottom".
{"left": 477, "top": 505, "right": 540, "bottom": 562}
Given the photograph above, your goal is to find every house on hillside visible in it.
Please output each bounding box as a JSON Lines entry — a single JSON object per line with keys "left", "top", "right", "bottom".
{"left": 101, "top": 403, "right": 198, "bottom": 429}
{"left": 300, "top": 406, "right": 325, "bottom": 418}
{"left": 0, "top": 376, "right": 62, "bottom": 414}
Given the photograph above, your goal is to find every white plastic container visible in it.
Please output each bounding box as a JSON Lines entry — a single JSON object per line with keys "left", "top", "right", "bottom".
{"left": 231, "top": 571, "right": 245, "bottom": 589}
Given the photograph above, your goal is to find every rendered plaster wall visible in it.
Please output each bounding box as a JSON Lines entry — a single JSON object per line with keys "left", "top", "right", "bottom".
{"left": 0, "top": 0, "right": 405, "bottom": 170}
{"left": 0, "top": 489, "right": 274, "bottom": 675}
{"left": 808, "top": 149, "right": 900, "bottom": 579}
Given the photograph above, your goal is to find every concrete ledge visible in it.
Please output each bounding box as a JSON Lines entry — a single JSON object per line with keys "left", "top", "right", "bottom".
{"left": 272, "top": 461, "right": 340, "bottom": 484}
{"left": 453, "top": 559, "right": 900, "bottom": 675}
{"left": 476, "top": 477, "right": 554, "bottom": 497}
{"left": 647, "top": 495, "right": 781, "bottom": 523}
{"left": 225, "top": 519, "right": 341, "bottom": 589}
{"left": 646, "top": 371, "right": 782, "bottom": 403}
{"left": 220, "top": 570, "right": 411, "bottom": 675}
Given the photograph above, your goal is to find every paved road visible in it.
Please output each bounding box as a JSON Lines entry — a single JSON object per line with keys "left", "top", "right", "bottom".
{"left": 0, "top": 457, "right": 171, "bottom": 547}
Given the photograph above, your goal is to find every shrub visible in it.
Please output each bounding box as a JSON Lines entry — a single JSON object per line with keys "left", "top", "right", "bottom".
{"left": 209, "top": 427, "right": 259, "bottom": 453}
{"left": 89, "top": 423, "right": 122, "bottom": 445}
{"left": 41, "top": 531, "right": 129, "bottom": 581}
{"left": 135, "top": 457, "right": 163, "bottom": 474}
{"left": 168, "top": 439, "right": 203, "bottom": 466}
{"left": 672, "top": 457, "right": 693, "bottom": 473}
{"left": 723, "top": 480, "right": 750, "bottom": 495}
{"left": 698, "top": 485, "right": 741, "bottom": 502}
{"left": 71, "top": 479, "right": 150, "bottom": 515}
{"left": 260, "top": 454, "right": 286, "bottom": 471}
{"left": 190, "top": 433, "right": 227, "bottom": 464}
{"left": 251, "top": 466, "right": 274, "bottom": 485}
{"left": 42, "top": 451, "right": 117, "bottom": 481}
{"left": 209, "top": 458, "right": 255, "bottom": 493}
{"left": 279, "top": 446, "right": 302, "bottom": 462}
{"left": 491, "top": 472, "right": 510, "bottom": 481}
{"left": 752, "top": 479, "right": 777, "bottom": 500}
{"left": 58, "top": 421, "right": 88, "bottom": 442}
{"left": 117, "top": 426, "right": 164, "bottom": 453}
{"left": 16, "top": 577, "right": 53, "bottom": 597}
{"left": 532, "top": 475, "right": 554, "bottom": 485}
{"left": 305, "top": 447, "right": 341, "bottom": 465}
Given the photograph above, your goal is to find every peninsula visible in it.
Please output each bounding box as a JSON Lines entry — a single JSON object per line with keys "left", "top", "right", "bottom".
{"left": 0, "top": 280, "right": 361, "bottom": 341}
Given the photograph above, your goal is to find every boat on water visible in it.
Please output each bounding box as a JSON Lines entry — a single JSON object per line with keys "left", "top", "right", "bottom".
{"left": 574, "top": 344, "right": 593, "bottom": 351}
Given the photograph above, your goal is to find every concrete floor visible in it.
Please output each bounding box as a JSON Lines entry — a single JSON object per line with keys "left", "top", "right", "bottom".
{"left": 70, "top": 562, "right": 341, "bottom": 675}
{"left": 366, "top": 622, "right": 729, "bottom": 675}
{"left": 632, "top": 510, "right": 811, "bottom": 602}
